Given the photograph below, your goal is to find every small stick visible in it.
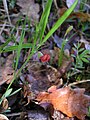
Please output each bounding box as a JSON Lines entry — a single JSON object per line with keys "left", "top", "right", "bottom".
{"left": 6, "top": 112, "right": 26, "bottom": 117}
{"left": 3, "top": 0, "right": 12, "bottom": 25}
{"left": 54, "top": 0, "right": 58, "bottom": 9}
{"left": 0, "top": 21, "right": 6, "bottom": 35}
{"left": 68, "top": 79, "right": 90, "bottom": 87}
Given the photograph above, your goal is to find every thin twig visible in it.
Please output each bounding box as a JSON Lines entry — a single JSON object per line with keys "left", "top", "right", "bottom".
{"left": 54, "top": 0, "right": 58, "bottom": 9}
{"left": 68, "top": 79, "right": 90, "bottom": 87}
{"left": 0, "top": 21, "right": 6, "bottom": 35}
{"left": 3, "top": 0, "right": 12, "bottom": 25}
{"left": 6, "top": 112, "right": 26, "bottom": 117}
{"left": 0, "top": 8, "right": 5, "bottom": 12}
{"left": 81, "top": 1, "right": 90, "bottom": 9}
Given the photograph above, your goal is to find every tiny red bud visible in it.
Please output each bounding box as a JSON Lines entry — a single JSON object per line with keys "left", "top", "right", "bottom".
{"left": 40, "top": 54, "right": 50, "bottom": 62}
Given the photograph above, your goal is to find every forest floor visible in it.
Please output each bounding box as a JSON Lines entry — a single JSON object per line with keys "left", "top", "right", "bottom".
{"left": 0, "top": 0, "right": 90, "bottom": 120}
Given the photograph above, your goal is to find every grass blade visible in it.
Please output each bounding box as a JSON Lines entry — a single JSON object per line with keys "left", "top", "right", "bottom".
{"left": 39, "top": 0, "right": 78, "bottom": 47}
{"left": 37, "top": 0, "right": 53, "bottom": 42}
{"left": 15, "top": 22, "right": 26, "bottom": 70}
{"left": 1, "top": 43, "right": 32, "bottom": 53}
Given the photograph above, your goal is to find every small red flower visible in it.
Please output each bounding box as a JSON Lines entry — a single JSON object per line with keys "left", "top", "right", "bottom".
{"left": 40, "top": 54, "right": 50, "bottom": 62}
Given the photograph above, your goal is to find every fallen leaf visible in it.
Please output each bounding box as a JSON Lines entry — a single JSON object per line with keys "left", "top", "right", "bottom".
{"left": 59, "top": 7, "right": 90, "bottom": 22}
{"left": 23, "top": 84, "right": 36, "bottom": 104}
{"left": 0, "top": 98, "right": 8, "bottom": 113}
{"left": 71, "top": 12, "right": 90, "bottom": 22}
{"left": 26, "top": 61, "right": 61, "bottom": 87}
{"left": 0, "top": 54, "right": 14, "bottom": 85}
{"left": 20, "top": 61, "right": 62, "bottom": 104}
{"left": 36, "top": 86, "right": 90, "bottom": 120}
{"left": 17, "top": 0, "right": 39, "bottom": 23}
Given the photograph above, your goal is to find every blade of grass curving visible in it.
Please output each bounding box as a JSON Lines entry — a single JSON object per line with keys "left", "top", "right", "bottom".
{"left": 8, "top": 88, "right": 22, "bottom": 97}
{"left": 1, "top": 43, "right": 32, "bottom": 53}
{"left": 38, "top": 0, "right": 78, "bottom": 48}
{"left": 0, "top": 88, "right": 12, "bottom": 104}
{"left": 0, "top": 36, "right": 15, "bottom": 53}
{"left": 58, "top": 38, "right": 69, "bottom": 66}
{"left": 6, "top": 32, "right": 37, "bottom": 92}
{"left": 58, "top": 26, "right": 73, "bottom": 66}
{"left": 6, "top": 18, "right": 38, "bottom": 91}
{"left": 37, "top": 0, "right": 53, "bottom": 43}
{"left": 15, "top": 19, "right": 27, "bottom": 70}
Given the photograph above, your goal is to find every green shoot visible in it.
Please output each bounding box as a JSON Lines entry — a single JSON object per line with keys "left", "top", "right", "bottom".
{"left": 58, "top": 26, "right": 73, "bottom": 66}
{"left": 37, "top": 0, "right": 53, "bottom": 43}
{"left": 1, "top": 43, "right": 32, "bottom": 53}
{"left": 0, "top": 88, "right": 12, "bottom": 104}
{"left": 72, "top": 42, "right": 90, "bottom": 69}
{"left": 88, "top": 106, "right": 90, "bottom": 117}
{"left": 58, "top": 38, "right": 69, "bottom": 66}
{"left": 0, "top": 88, "right": 21, "bottom": 104}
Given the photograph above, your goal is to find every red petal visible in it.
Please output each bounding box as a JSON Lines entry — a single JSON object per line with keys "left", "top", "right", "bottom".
{"left": 40, "top": 54, "right": 50, "bottom": 62}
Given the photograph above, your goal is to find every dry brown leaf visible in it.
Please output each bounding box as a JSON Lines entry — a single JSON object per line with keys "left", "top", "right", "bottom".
{"left": 26, "top": 61, "right": 61, "bottom": 88}
{"left": 0, "top": 98, "right": 8, "bottom": 113}
{"left": 17, "top": 0, "right": 39, "bottom": 23}
{"left": 59, "top": 7, "right": 90, "bottom": 22}
{"left": 21, "top": 62, "right": 62, "bottom": 104}
{"left": 71, "top": 12, "right": 90, "bottom": 22}
{"left": 36, "top": 86, "right": 90, "bottom": 120}
{"left": 23, "top": 84, "right": 36, "bottom": 104}
{"left": 0, "top": 54, "right": 14, "bottom": 85}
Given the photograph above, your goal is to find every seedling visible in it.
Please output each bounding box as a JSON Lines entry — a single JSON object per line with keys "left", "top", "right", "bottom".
{"left": 58, "top": 26, "right": 73, "bottom": 66}
{"left": 72, "top": 42, "right": 90, "bottom": 69}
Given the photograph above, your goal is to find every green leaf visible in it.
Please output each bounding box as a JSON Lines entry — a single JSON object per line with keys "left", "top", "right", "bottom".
{"left": 80, "top": 50, "right": 90, "bottom": 57}
{"left": 88, "top": 107, "right": 90, "bottom": 117}
{"left": 1, "top": 43, "right": 32, "bottom": 53}
{"left": 78, "top": 48, "right": 84, "bottom": 53}
{"left": 81, "top": 57, "right": 89, "bottom": 63}
{"left": 77, "top": 43, "right": 81, "bottom": 49}
{"left": 4, "top": 88, "right": 13, "bottom": 98}
{"left": 72, "top": 47, "right": 77, "bottom": 52}
{"left": 71, "top": 54, "right": 76, "bottom": 58}
{"left": 38, "top": 0, "right": 53, "bottom": 42}
{"left": 73, "top": 43, "right": 78, "bottom": 49}
{"left": 0, "top": 37, "right": 14, "bottom": 52}
{"left": 9, "top": 88, "right": 22, "bottom": 97}
{"left": 64, "top": 25, "right": 73, "bottom": 37}
{"left": 0, "top": 88, "right": 12, "bottom": 104}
